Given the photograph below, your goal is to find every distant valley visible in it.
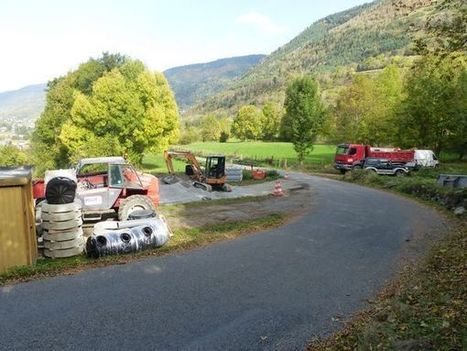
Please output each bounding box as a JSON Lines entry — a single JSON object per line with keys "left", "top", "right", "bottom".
{"left": 0, "top": 83, "right": 46, "bottom": 123}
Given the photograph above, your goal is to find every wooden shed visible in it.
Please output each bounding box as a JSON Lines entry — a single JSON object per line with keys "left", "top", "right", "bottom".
{"left": 0, "top": 167, "right": 37, "bottom": 273}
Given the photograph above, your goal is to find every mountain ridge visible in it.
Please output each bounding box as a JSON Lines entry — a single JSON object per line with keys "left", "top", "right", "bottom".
{"left": 163, "top": 54, "right": 265, "bottom": 111}
{"left": 190, "top": 0, "right": 437, "bottom": 116}
{"left": 0, "top": 83, "right": 47, "bottom": 121}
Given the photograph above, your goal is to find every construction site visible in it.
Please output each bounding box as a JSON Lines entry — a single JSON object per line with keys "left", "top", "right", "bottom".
{"left": 0, "top": 150, "right": 303, "bottom": 270}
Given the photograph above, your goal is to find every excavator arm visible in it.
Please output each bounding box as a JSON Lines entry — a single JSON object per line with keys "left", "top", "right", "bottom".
{"left": 163, "top": 150, "right": 206, "bottom": 182}
{"left": 163, "top": 150, "right": 230, "bottom": 192}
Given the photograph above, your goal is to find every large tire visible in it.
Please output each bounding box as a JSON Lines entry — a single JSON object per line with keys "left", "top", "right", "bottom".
{"left": 45, "top": 177, "right": 77, "bottom": 204}
{"left": 118, "top": 195, "right": 156, "bottom": 221}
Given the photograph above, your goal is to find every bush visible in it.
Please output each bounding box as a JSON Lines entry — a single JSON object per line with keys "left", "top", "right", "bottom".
{"left": 0, "top": 145, "right": 28, "bottom": 167}
{"left": 179, "top": 127, "right": 200, "bottom": 145}
{"left": 219, "top": 131, "right": 229, "bottom": 143}
{"left": 242, "top": 169, "right": 253, "bottom": 180}
{"left": 266, "top": 170, "right": 280, "bottom": 179}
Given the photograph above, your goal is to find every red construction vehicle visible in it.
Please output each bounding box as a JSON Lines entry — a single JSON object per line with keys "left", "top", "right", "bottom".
{"left": 334, "top": 144, "right": 415, "bottom": 173}
{"left": 33, "top": 157, "right": 159, "bottom": 221}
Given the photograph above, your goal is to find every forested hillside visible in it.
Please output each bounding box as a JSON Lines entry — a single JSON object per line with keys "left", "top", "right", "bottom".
{"left": 192, "top": 0, "right": 437, "bottom": 115}
{"left": 0, "top": 83, "right": 46, "bottom": 121}
{"left": 164, "top": 55, "right": 265, "bottom": 111}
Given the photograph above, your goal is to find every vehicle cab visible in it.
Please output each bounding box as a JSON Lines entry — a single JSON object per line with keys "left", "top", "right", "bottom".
{"left": 334, "top": 144, "right": 365, "bottom": 173}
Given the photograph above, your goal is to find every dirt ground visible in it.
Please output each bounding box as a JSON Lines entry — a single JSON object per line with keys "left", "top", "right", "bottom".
{"left": 161, "top": 183, "right": 313, "bottom": 230}
{"left": 79, "top": 181, "right": 312, "bottom": 237}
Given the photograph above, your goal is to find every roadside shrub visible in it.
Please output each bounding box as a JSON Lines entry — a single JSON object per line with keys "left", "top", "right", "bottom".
{"left": 348, "top": 169, "right": 385, "bottom": 186}
{"left": 348, "top": 169, "right": 367, "bottom": 181}
{"left": 242, "top": 169, "right": 253, "bottom": 180}
{"left": 414, "top": 167, "right": 439, "bottom": 179}
{"left": 394, "top": 178, "right": 446, "bottom": 200}
{"left": 266, "top": 170, "right": 280, "bottom": 179}
{"left": 348, "top": 172, "right": 466, "bottom": 211}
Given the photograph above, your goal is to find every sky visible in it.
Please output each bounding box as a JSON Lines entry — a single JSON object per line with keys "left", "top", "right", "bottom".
{"left": 0, "top": 0, "right": 369, "bottom": 92}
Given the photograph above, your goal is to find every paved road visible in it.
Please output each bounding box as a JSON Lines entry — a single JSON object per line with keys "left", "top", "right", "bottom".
{"left": 0, "top": 175, "right": 446, "bottom": 351}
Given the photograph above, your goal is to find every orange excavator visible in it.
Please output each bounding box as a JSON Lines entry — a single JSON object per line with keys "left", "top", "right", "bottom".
{"left": 163, "top": 150, "right": 231, "bottom": 192}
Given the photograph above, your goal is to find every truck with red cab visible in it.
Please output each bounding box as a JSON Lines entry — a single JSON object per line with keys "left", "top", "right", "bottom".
{"left": 334, "top": 144, "right": 415, "bottom": 173}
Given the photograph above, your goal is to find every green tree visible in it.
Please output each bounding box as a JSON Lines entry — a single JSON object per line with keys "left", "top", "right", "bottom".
{"left": 32, "top": 53, "right": 179, "bottom": 172}
{"left": 331, "top": 75, "right": 374, "bottom": 144}
{"left": 282, "top": 76, "right": 326, "bottom": 163}
{"left": 219, "top": 117, "right": 232, "bottom": 142}
{"left": 331, "top": 65, "right": 403, "bottom": 146}
{"left": 261, "top": 102, "right": 282, "bottom": 141}
{"left": 200, "top": 115, "right": 222, "bottom": 142}
{"left": 232, "top": 105, "right": 264, "bottom": 141}
{"left": 0, "top": 145, "right": 28, "bottom": 166}
{"left": 32, "top": 53, "right": 129, "bottom": 174}
{"left": 398, "top": 52, "right": 467, "bottom": 156}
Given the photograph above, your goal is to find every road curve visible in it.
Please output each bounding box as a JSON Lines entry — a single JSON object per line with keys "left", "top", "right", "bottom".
{"left": 0, "top": 175, "right": 447, "bottom": 351}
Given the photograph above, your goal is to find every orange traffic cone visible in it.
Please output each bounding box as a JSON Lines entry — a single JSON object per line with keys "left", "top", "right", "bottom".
{"left": 272, "top": 180, "right": 284, "bottom": 196}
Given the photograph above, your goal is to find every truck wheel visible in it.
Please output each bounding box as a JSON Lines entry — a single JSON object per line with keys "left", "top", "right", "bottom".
{"left": 118, "top": 195, "right": 156, "bottom": 221}
{"left": 339, "top": 169, "right": 346, "bottom": 175}
{"left": 395, "top": 170, "right": 407, "bottom": 177}
{"left": 352, "top": 165, "right": 362, "bottom": 170}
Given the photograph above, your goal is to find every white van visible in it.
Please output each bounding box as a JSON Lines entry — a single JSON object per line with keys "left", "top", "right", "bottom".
{"left": 414, "top": 150, "right": 439, "bottom": 167}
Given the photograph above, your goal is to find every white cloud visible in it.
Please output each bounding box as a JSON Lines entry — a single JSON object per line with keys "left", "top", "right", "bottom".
{"left": 235, "top": 12, "right": 288, "bottom": 35}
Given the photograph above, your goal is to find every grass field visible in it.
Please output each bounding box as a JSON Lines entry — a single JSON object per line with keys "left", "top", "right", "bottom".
{"left": 142, "top": 141, "right": 336, "bottom": 174}
{"left": 174, "top": 141, "right": 336, "bottom": 164}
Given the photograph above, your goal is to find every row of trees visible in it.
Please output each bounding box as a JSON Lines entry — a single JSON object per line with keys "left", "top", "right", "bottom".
{"left": 331, "top": 53, "right": 466, "bottom": 158}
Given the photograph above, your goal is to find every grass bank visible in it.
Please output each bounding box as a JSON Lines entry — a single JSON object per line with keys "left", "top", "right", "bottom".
{"left": 344, "top": 166, "right": 467, "bottom": 213}
{"left": 0, "top": 213, "right": 286, "bottom": 286}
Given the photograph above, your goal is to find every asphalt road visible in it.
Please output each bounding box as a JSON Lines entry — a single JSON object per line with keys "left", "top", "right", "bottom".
{"left": 0, "top": 175, "right": 447, "bottom": 351}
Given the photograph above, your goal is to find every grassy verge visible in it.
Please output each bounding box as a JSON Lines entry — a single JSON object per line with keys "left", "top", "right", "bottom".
{"left": 343, "top": 169, "right": 466, "bottom": 213}
{"left": 309, "top": 165, "right": 466, "bottom": 350}
{"left": 0, "top": 213, "right": 286, "bottom": 286}
{"left": 309, "top": 223, "right": 466, "bottom": 351}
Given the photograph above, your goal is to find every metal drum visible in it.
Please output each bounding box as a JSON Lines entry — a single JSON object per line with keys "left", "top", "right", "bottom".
{"left": 86, "top": 216, "right": 171, "bottom": 258}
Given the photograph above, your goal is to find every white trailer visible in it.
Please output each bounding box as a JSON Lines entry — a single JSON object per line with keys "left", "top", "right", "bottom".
{"left": 414, "top": 150, "right": 439, "bottom": 168}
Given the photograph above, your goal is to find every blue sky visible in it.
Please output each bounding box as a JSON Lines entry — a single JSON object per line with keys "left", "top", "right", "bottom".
{"left": 0, "top": 0, "right": 369, "bottom": 92}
